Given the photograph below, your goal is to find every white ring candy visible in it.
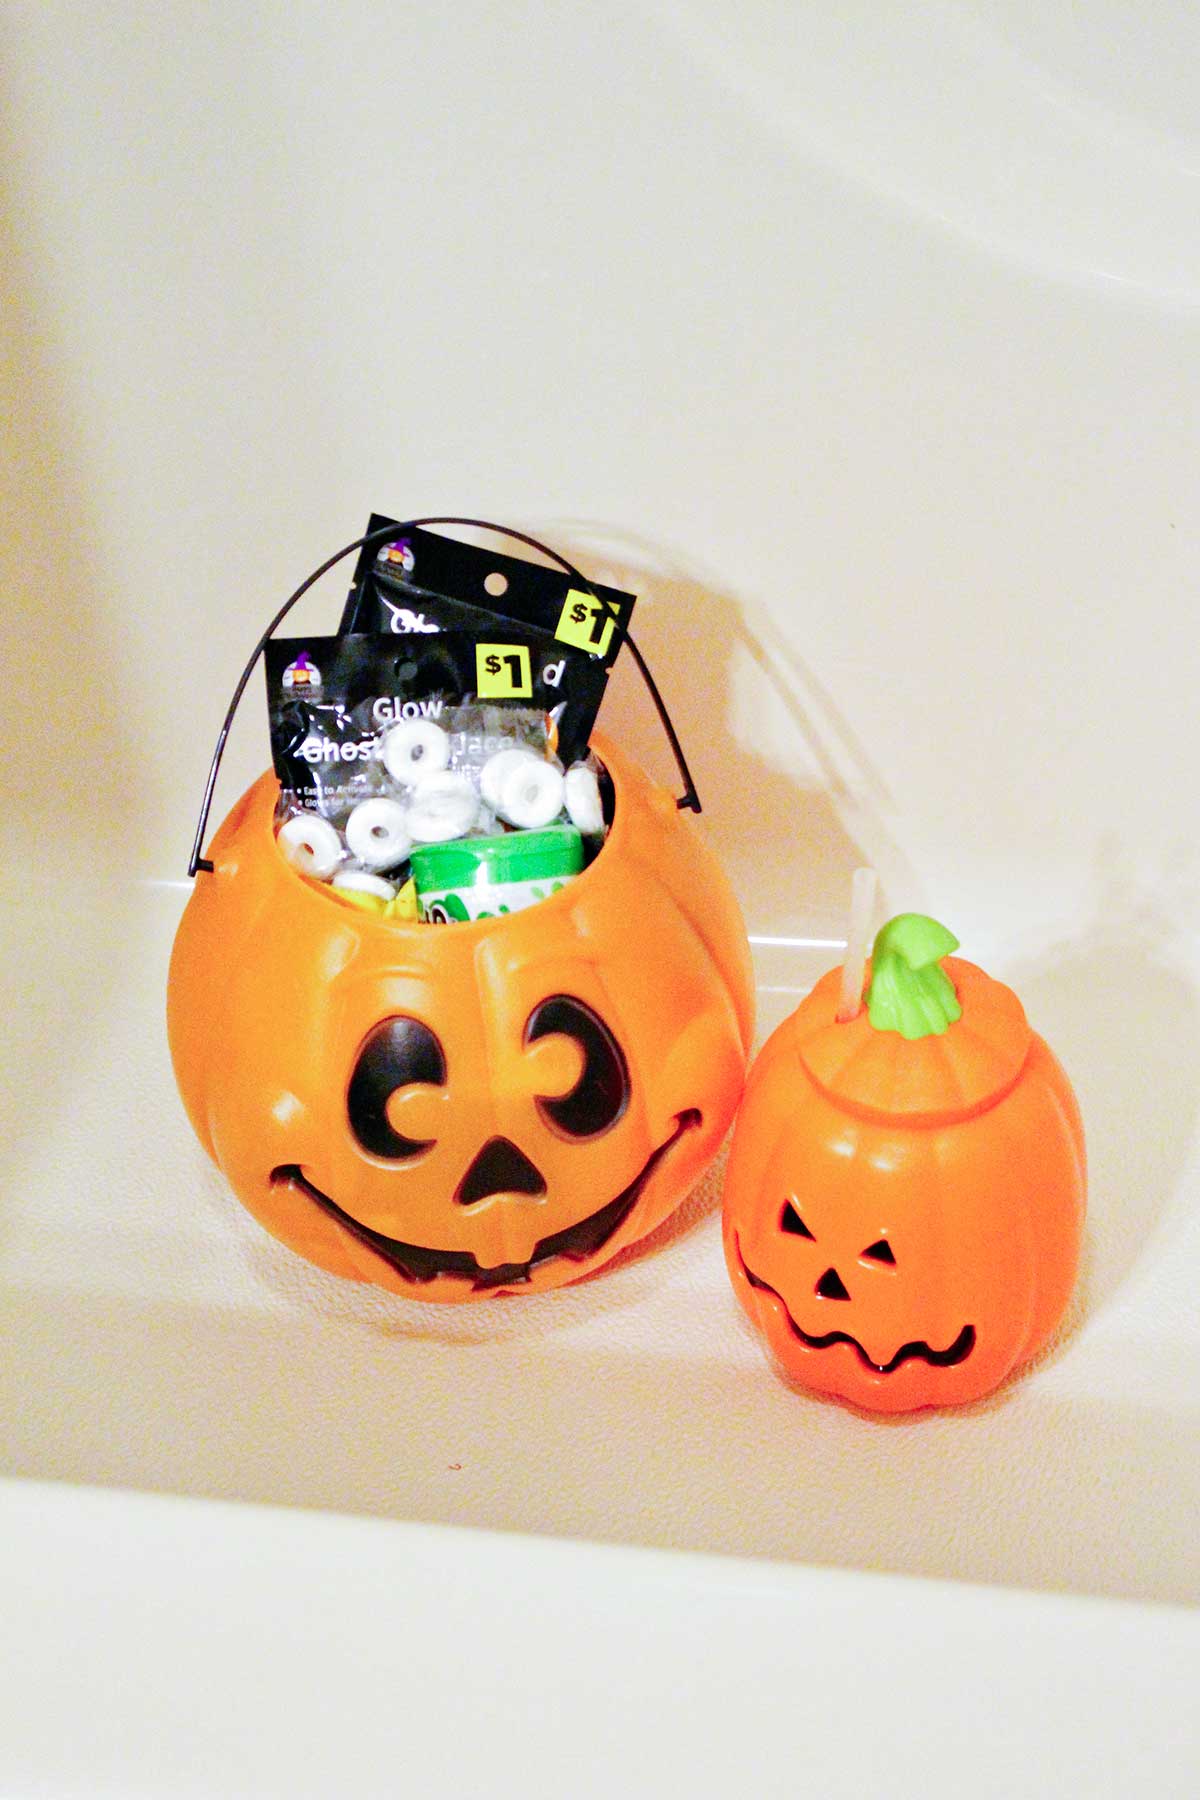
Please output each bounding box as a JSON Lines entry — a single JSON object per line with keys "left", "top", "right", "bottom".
{"left": 277, "top": 811, "right": 342, "bottom": 879}
{"left": 498, "top": 758, "right": 565, "bottom": 830}
{"left": 332, "top": 869, "right": 397, "bottom": 902}
{"left": 407, "top": 772, "right": 479, "bottom": 843}
{"left": 382, "top": 719, "right": 449, "bottom": 786}
{"left": 345, "top": 797, "right": 411, "bottom": 870}
{"left": 479, "top": 746, "right": 537, "bottom": 813}
{"left": 564, "top": 763, "right": 604, "bottom": 836}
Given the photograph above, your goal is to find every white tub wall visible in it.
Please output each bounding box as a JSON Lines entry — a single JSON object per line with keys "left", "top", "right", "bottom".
{"left": 5, "top": 2, "right": 1199, "bottom": 941}
{"left": 3, "top": 2, "right": 1199, "bottom": 1617}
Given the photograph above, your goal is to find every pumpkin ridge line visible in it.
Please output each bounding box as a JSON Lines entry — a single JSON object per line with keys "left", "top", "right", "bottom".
{"left": 616, "top": 836, "right": 751, "bottom": 1058}
{"left": 800, "top": 1035, "right": 1037, "bottom": 1128}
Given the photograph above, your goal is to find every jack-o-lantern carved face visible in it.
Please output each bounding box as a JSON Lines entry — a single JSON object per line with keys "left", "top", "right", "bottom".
{"left": 723, "top": 916, "right": 1085, "bottom": 1412}
{"left": 271, "top": 983, "right": 690, "bottom": 1294}
{"left": 170, "top": 734, "right": 755, "bottom": 1301}
{"left": 739, "top": 1197, "right": 976, "bottom": 1376}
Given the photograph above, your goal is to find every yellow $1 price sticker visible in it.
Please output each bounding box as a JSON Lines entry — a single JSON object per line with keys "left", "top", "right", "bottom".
{"left": 554, "top": 589, "right": 622, "bottom": 658}
{"left": 476, "top": 643, "right": 534, "bottom": 699}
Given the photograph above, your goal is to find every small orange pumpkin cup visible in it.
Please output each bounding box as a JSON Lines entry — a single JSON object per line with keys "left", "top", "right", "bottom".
{"left": 169, "top": 733, "right": 754, "bottom": 1301}
{"left": 723, "top": 915, "right": 1085, "bottom": 1412}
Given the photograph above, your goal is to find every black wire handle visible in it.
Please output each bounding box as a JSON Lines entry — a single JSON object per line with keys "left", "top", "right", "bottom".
{"left": 188, "top": 515, "right": 700, "bottom": 876}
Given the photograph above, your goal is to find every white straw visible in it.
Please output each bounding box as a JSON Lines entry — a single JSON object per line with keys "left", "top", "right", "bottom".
{"left": 836, "top": 867, "right": 878, "bottom": 1022}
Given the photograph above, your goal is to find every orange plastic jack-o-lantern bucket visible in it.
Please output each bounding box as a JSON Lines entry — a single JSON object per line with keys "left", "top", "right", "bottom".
{"left": 723, "top": 913, "right": 1085, "bottom": 1411}
{"left": 169, "top": 519, "right": 754, "bottom": 1301}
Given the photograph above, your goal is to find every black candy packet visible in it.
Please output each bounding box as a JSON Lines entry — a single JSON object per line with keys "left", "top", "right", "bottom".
{"left": 265, "top": 626, "right": 608, "bottom": 804}
{"left": 340, "top": 516, "right": 636, "bottom": 671}
{"left": 266, "top": 634, "right": 450, "bottom": 816}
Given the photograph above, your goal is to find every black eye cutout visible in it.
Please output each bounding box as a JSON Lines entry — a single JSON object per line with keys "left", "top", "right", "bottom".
{"left": 780, "top": 1202, "right": 815, "bottom": 1239}
{"left": 348, "top": 1017, "right": 446, "bottom": 1160}
{"left": 862, "top": 1239, "right": 896, "bottom": 1265}
{"left": 525, "top": 996, "right": 629, "bottom": 1139}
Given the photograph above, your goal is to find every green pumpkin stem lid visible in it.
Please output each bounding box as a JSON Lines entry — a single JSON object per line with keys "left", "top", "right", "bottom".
{"left": 866, "top": 914, "right": 963, "bottom": 1040}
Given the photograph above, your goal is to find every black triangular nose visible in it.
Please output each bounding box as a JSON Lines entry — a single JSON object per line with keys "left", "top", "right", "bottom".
{"left": 815, "top": 1267, "right": 851, "bottom": 1301}
{"left": 456, "top": 1137, "right": 547, "bottom": 1206}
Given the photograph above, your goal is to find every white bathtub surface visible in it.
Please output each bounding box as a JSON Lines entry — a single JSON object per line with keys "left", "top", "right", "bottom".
{"left": 2, "top": 1476, "right": 1197, "bottom": 1799}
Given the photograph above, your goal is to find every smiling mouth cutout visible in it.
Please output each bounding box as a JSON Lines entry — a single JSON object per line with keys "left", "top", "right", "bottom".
{"left": 271, "top": 1110, "right": 700, "bottom": 1291}
{"left": 735, "top": 1238, "right": 975, "bottom": 1375}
